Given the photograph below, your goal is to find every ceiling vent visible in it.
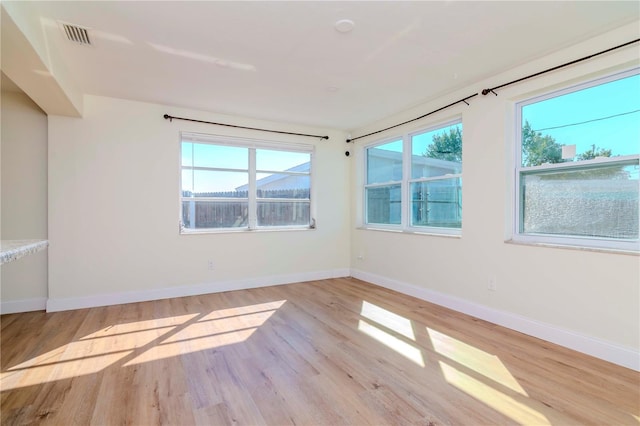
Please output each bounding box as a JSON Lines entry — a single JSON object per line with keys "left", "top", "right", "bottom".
{"left": 61, "top": 23, "right": 92, "bottom": 45}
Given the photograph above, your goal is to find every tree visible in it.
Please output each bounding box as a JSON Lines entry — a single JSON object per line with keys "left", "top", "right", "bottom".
{"left": 521, "top": 120, "right": 564, "bottom": 167}
{"left": 576, "top": 144, "right": 612, "bottom": 161}
{"left": 423, "top": 126, "right": 462, "bottom": 162}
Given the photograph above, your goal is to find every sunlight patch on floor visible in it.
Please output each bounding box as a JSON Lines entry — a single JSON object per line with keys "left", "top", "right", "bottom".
{"left": 1, "top": 351, "right": 133, "bottom": 390}
{"left": 439, "top": 361, "right": 550, "bottom": 425}
{"left": 198, "top": 300, "right": 286, "bottom": 320}
{"left": 361, "top": 301, "right": 415, "bottom": 340}
{"left": 358, "top": 319, "right": 425, "bottom": 367}
{"left": 427, "top": 327, "right": 527, "bottom": 396}
{"left": 80, "top": 314, "right": 200, "bottom": 340}
{"left": 1, "top": 301, "right": 287, "bottom": 390}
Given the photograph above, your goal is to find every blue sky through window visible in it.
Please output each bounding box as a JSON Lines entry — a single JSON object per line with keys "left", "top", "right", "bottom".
{"left": 182, "top": 143, "right": 311, "bottom": 194}
{"left": 522, "top": 72, "right": 640, "bottom": 158}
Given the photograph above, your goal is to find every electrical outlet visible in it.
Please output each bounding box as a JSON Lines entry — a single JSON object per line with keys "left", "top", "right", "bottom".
{"left": 488, "top": 277, "right": 497, "bottom": 291}
{"left": 356, "top": 253, "right": 365, "bottom": 261}
{"left": 207, "top": 260, "right": 215, "bottom": 271}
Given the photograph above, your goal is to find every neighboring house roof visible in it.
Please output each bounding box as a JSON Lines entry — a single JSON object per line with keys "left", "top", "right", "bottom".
{"left": 369, "top": 148, "right": 461, "bottom": 171}
{"left": 235, "top": 162, "right": 310, "bottom": 191}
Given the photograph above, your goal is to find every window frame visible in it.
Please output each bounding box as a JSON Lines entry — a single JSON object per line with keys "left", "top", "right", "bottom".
{"left": 180, "top": 132, "right": 314, "bottom": 234}
{"left": 362, "top": 118, "right": 463, "bottom": 235}
{"left": 513, "top": 68, "right": 640, "bottom": 252}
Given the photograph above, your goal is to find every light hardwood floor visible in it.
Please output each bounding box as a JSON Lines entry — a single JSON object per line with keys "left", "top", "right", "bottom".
{"left": 1, "top": 278, "right": 638, "bottom": 425}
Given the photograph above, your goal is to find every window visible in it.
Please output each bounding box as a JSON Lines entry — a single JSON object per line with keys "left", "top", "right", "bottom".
{"left": 181, "top": 134, "right": 313, "bottom": 232}
{"left": 515, "top": 69, "right": 639, "bottom": 251}
{"left": 364, "top": 120, "right": 463, "bottom": 233}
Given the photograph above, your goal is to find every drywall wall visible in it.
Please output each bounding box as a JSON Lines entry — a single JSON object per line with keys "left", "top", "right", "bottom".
{"left": 47, "top": 95, "right": 350, "bottom": 309}
{"left": 349, "top": 22, "right": 639, "bottom": 366}
{"left": 0, "top": 2, "right": 83, "bottom": 116}
{"left": 1, "top": 85, "right": 49, "bottom": 309}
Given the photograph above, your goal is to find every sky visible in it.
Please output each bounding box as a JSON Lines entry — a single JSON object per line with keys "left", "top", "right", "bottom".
{"left": 182, "top": 145, "right": 310, "bottom": 193}
{"left": 522, "top": 71, "right": 639, "bottom": 159}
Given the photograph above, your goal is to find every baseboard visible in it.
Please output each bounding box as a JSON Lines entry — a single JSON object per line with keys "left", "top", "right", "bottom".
{"left": 0, "top": 297, "right": 47, "bottom": 315}
{"left": 46, "top": 268, "right": 350, "bottom": 313}
{"left": 350, "top": 269, "right": 640, "bottom": 372}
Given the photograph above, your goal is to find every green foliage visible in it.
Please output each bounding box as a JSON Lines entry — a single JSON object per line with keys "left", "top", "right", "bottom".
{"left": 423, "top": 126, "right": 462, "bottom": 162}
{"left": 576, "top": 145, "right": 612, "bottom": 161}
{"left": 521, "top": 121, "right": 564, "bottom": 167}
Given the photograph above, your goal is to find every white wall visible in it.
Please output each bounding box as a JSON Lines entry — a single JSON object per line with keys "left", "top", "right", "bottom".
{"left": 349, "top": 23, "right": 639, "bottom": 368}
{"left": 47, "top": 95, "right": 350, "bottom": 310}
{"left": 1, "top": 86, "right": 49, "bottom": 310}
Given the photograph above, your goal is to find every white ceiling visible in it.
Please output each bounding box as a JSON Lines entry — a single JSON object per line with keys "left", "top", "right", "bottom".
{"left": 7, "top": 1, "right": 640, "bottom": 130}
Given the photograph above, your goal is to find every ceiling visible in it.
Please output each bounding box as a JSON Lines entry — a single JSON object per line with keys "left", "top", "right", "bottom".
{"left": 4, "top": 1, "right": 639, "bottom": 130}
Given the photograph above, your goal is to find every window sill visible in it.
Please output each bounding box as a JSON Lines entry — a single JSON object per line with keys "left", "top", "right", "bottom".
{"left": 505, "top": 239, "right": 639, "bottom": 256}
{"left": 356, "top": 226, "right": 462, "bottom": 239}
{"left": 181, "top": 226, "right": 315, "bottom": 235}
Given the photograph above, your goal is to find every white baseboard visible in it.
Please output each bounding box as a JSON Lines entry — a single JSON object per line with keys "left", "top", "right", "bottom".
{"left": 1, "top": 297, "right": 47, "bottom": 315}
{"left": 350, "top": 269, "right": 640, "bottom": 372}
{"left": 46, "top": 268, "right": 350, "bottom": 313}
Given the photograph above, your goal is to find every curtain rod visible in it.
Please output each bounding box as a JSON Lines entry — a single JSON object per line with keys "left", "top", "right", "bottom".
{"left": 482, "top": 38, "right": 640, "bottom": 96}
{"left": 163, "top": 114, "right": 330, "bottom": 140}
{"left": 346, "top": 93, "right": 478, "bottom": 143}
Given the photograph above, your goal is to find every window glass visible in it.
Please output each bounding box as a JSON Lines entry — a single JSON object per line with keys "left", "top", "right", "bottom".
{"left": 193, "top": 144, "right": 248, "bottom": 169}
{"left": 182, "top": 200, "right": 249, "bottom": 229}
{"left": 411, "top": 123, "right": 463, "bottom": 179}
{"left": 257, "top": 149, "right": 310, "bottom": 172}
{"left": 366, "top": 185, "right": 402, "bottom": 225}
{"left": 193, "top": 170, "right": 249, "bottom": 195}
{"left": 410, "top": 177, "right": 462, "bottom": 228}
{"left": 520, "top": 162, "right": 638, "bottom": 239}
{"left": 516, "top": 70, "right": 640, "bottom": 249}
{"left": 181, "top": 138, "right": 312, "bottom": 232}
{"left": 256, "top": 173, "right": 310, "bottom": 199}
{"left": 366, "top": 140, "right": 403, "bottom": 184}
{"left": 257, "top": 201, "right": 310, "bottom": 227}
{"left": 521, "top": 74, "right": 639, "bottom": 167}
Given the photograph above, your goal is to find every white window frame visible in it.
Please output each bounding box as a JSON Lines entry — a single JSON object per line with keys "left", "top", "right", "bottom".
{"left": 363, "top": 118, "right": 463, "bottom": 236}
{"left": 513, "top": 68, "right": 640, "bottom": 252}
{"left": 180, "top": 132, "right": 315, "bottom": 234}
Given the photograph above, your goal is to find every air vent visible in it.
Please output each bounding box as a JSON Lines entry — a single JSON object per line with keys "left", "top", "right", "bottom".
{"left": 61, "top": 23, "right": 91, "bottom": 45}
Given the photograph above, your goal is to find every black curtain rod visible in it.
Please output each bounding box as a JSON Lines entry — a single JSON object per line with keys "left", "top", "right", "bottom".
{"left": 346, "top": 93, "right": 477, "bottom": 143}
{"left": 163, "top": 114, "right": 329, "bottom": 140}
{"left": 482, "top": 38, "right": 640, "bottom": 96}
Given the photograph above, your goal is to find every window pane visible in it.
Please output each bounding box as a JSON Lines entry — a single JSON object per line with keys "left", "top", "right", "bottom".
{"left": 366, "top": 185, "right": 401, "bottom": 225}
{"left": 193, "top": 170, "right": 249, "bottom": 196}
{"left": 182, "top": 169, "right": 194, "bottom": 197}
{"left": 256, "top": 173, "right": 310, "bottom": 199}
{"left": 521, "top": 162, "right": 639, "bottom": 239}
{"left": 367, "top": 140, "right": 403, "bottom": 184}
{"left": 411, "top": 178, "right": 462, "bottom": 228}
{"left": 193, "top": 143, "right": 248, "bottom": 169}
{"left": 257, "top": 201, "right": 310, "bottom": 226}
{"left": 256, "top": 149, "right": 310, "bottom": 172}
{"left": 181, "top": 142, "right": 193, "bottom": 167}
{"left": 182, "top": 200, "right": 249, "bottom": 229}
{"left": 412, "top": 123, "right": 463, "bottom": 179}
{"left": 521, "top": 74, "right": 640, "bottom": 167}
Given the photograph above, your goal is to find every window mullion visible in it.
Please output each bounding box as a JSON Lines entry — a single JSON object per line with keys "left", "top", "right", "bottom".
{"left": 248, "top": 148, "right": 257, "bottom": 229}
{"left": 402, "top": 134, "right": 411, "bottom": 229}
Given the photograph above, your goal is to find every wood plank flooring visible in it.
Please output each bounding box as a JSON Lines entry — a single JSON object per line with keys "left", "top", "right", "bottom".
{"left": 1, "top": 278, "right": 639, "bottom": 425}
